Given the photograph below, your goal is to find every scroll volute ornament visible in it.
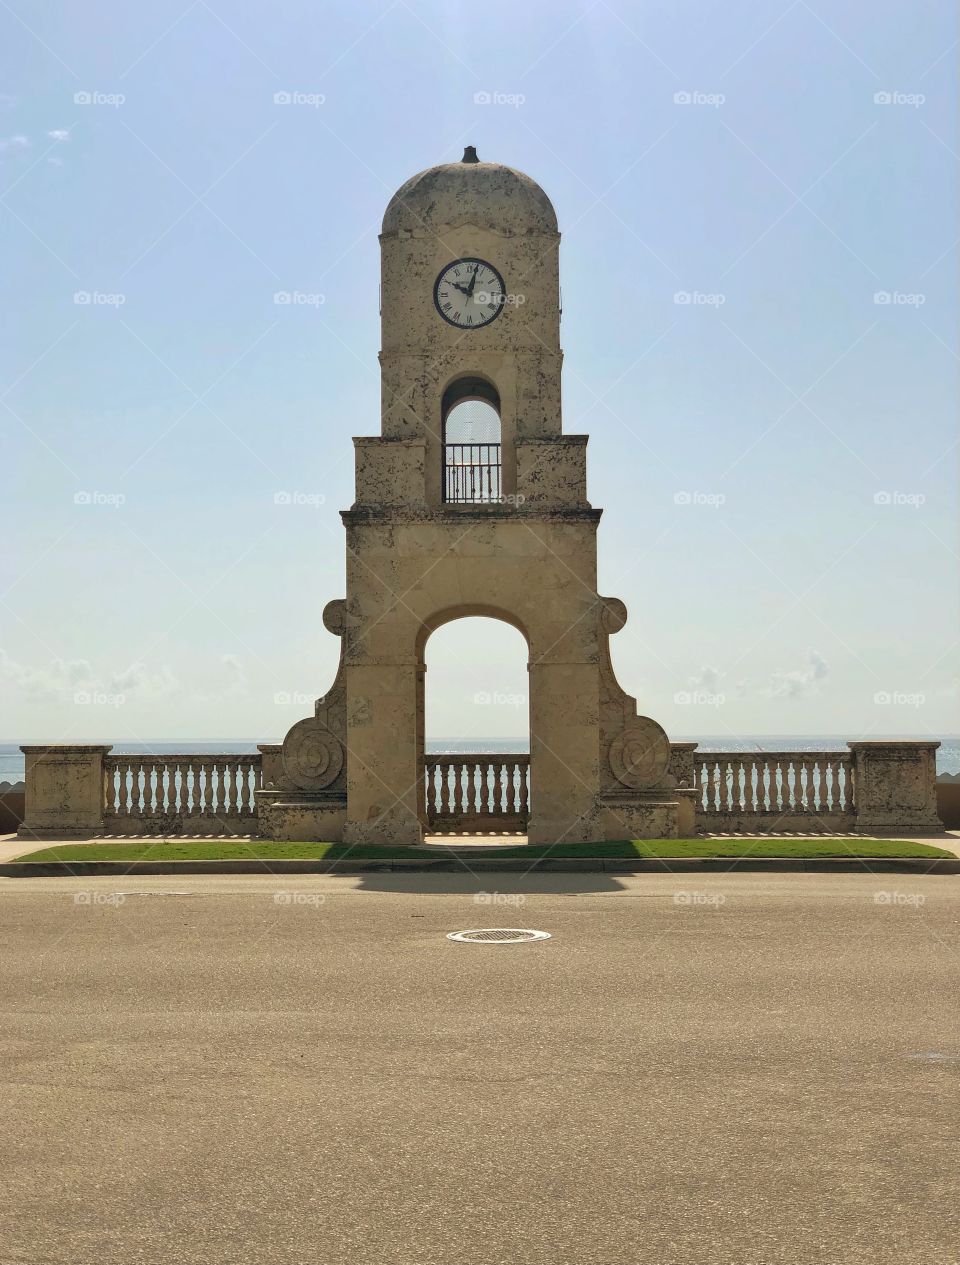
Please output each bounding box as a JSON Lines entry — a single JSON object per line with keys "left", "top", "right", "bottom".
{"left": 609, "top": 716, "right": 672, "bottom": 790}
{"left": 281, "top": 717, "right": 344, "bottom": 792}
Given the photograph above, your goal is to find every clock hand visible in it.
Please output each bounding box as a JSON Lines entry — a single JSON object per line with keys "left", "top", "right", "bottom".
{"left": 466, "top": 266, "right": 480, "bottom": 298}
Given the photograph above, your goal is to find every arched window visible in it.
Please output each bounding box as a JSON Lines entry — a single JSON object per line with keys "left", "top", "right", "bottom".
{"left": 442, "top": 378, "right": 501, "bottom": 503}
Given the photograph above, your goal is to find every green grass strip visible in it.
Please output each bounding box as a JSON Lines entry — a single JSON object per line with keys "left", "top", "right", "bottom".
{"left": 13, "top": 838, "right": 954, "bottom": 863}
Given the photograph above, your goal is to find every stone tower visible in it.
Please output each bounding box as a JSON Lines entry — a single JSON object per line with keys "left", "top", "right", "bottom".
{"left": 258, "top": 149, "right": 689, "bottom": 844}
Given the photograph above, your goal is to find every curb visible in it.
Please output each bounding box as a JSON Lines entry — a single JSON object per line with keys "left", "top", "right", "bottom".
{"left": 1, "top": 857, "right": 958, "bottom": 876}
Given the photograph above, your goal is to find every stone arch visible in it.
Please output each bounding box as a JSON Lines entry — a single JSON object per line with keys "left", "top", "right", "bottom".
{"left": 415, "top": 602, "right": 529, "bottom": 656}
{"left": 440, "top": 373, "right": 501, "bottom": 424}
{"left": 415, "top": 604, "right": 531, "bottom": 830}
{"left": 440, "top": 376, "right": 504, "bottom": 504}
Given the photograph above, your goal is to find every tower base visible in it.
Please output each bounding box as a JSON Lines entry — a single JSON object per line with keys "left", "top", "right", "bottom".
{"left": 255, "top": 790, "right": 347, "bottom": 842}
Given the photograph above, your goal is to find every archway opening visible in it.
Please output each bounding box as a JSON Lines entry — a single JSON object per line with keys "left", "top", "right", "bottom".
{"left": 421, "top": 615, "right": 530, "bottom": 834}
{"left": 442, "top": 378, "right": 502, "bottom": 504}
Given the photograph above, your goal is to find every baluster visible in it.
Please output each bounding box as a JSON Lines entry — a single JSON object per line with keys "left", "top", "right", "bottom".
{"left": 822, "top": 759, "right": 834, "bottom": 811}
{"left": 799, "top": 758, "right": 810, "bottom": 811}
{"left": 517, "top": 761, "right": 529, "bottom": 816}
{"left": 752, "top": 759, "right": 764, "bottom": 811}
{"left": 181, "top": 761, "right": 192, "bottom": 814}
{"left": 719, "top": 760, "right": 731, "bottom": 812}
{"left": 133, "top": 760, "right": 145, "bottom": 815}
{"left": 239, "top": 761, "right": 249, "bottom": 813}
{"left": 710, "top": 760, "right": 722, "bottom": 811}
{"left": 790, "top": 758, "right": 800, "bottom": 811}
{"left": 498, "top": 761, "right": 509, "bottom": 814}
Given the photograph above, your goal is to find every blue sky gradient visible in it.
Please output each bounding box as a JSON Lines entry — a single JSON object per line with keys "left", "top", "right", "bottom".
{"left": 2, "top": 0, "right": 956, "bottom": 744}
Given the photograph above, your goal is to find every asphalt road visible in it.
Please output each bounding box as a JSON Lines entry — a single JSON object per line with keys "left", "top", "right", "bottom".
{"left": 2, "top": 872, "right": 958, "bottom": 1265}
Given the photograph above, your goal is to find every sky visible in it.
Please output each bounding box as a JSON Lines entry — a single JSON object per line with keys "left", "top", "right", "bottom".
{"left": 1, "top": 0, "right": 957, "bottom": 747}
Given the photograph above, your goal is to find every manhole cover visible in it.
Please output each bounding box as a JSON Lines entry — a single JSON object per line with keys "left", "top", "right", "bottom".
{"left": 447, "top": 928, "right": 551, "bottom": 944}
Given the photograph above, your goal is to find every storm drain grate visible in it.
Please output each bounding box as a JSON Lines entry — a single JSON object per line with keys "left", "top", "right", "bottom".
{"left": 447, "top": 928, "right": 551, "bottom": 944}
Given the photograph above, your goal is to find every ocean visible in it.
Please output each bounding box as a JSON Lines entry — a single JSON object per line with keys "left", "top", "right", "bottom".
{"left": 2, "top": 736, "right": 958, "bottom": 785}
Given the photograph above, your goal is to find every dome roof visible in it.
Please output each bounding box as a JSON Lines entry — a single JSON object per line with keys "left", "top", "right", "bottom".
{"left": 382, "top": 147, "right": 558, "bottom": 236}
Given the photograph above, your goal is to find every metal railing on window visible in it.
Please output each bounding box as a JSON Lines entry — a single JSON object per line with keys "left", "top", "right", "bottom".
{"left": 443, "top": 443, "right": 501, "bottom": 503}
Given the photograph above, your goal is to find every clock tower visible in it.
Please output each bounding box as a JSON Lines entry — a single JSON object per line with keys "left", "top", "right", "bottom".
{"left": 258, "top": 148, "right": 689, "bottom": 845}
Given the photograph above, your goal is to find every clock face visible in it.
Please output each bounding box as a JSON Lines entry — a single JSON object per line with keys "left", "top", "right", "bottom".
{"left": 433, "top": 258, "right": 506, "bottom": 329}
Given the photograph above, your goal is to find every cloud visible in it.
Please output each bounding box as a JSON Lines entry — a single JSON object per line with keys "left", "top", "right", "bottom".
{"left": 107, "top": 661, "right": 178, "bottom": 699}
{"left": 688, "top": 664, "right": 722, "bottom": 692}
{"left": 47, "top": 129, "right": 69, "bottom": 142}
{"left": 764, "top": 649, "right": 828, "bottom": 700}
{"left": 0, "top": 649, "right": 181, "bottom": 702}
{"left": 0, "top": 135, "right": 29, "bottom": 152}
{"left": 220, "top": 653, "right": 248, "bottom": 697}
{"left": 0, "top": 648, "right": 93, "bottom": 699}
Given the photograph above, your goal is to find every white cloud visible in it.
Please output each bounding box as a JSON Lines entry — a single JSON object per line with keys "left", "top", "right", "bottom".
{"left": 107, "top": 661, "right": 178, "bottom": 699}
{"left": 0, "top": 648, "right": 93, "bottom": 699}
{"left": 764, "top": 649, "right": 828, "bottom": 700}
{"left": 0, "top": 135, "right": 29, "bottom": 152}
{"left": 0, "top": 649, "right": 181, "bottom": 703}
{"left": 688, "top": 664, "right": 722, "bottom": 692}
{"left": 47, "top": 129, "right": 69, "bottom": 141}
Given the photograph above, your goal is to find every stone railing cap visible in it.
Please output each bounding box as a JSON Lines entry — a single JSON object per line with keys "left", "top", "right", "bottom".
{"left": 847, "top": 740, "right": 941, "bottom": 750}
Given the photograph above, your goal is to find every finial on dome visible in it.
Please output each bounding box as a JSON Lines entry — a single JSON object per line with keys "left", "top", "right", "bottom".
{"left": 461, "top": 145, "right": 479, "bottom": 164}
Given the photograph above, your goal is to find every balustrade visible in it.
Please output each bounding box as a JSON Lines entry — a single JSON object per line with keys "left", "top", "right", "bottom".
{"left": 103, "top": 754, "right": 261, "bottom": 832}
{"left": 694, "top": 751, "right": 854, "bottom": 821}
{"left": 425, "top": 753, "right": 529, "bottom": 832}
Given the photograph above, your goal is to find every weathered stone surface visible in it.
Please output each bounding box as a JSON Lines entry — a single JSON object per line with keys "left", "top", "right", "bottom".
{"left": 18, "top": 746, "right": 111, "bottom": 839}
{"left": 849, "top": 741, "right": 943, "bottom": 831}
{"left": 271, "top": 151, "right": 682, "bottom": 844}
